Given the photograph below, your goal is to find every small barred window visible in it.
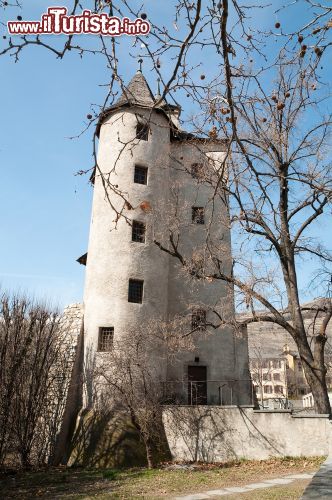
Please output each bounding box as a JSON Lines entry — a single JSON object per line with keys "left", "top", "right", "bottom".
{"left": 191, "top": 309, "right": 206, "bottom": 331}
{"left": 132, "top": 220, "right": 146, "bottom": 243}
{"left": 134, "top": 165, "right": 148, "bottom": 185}
{"left": 98, "top": 327, "right": 114, "bottom": 352}
{"left": 136, "top": 122, "right": 149, "bottom": 141}
{"left": 192, "top": 207, "right": 205, "bottom": 224}
{"left": 191, "top": 163, "right": 204, "bottom": 180}
{"left": 128, "top": 279, "right": 144, "bottom": 303}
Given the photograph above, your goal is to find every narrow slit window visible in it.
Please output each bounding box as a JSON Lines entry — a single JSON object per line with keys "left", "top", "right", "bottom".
{"left": 136, "top": 122, "right": 149, "bottom": 141}
{"left": 132, "top": 220, "right": 146, "bottom": 243}
{"left": 192, "top": 207, "right": 205, "bottom": 224}
{"left": 191, "top": 309, "right": 206, "bottom": 331}
{"left": 134, "top": 165, "right": 148, "bottom": 185}
{"left": 98, "top": 327, "right": 114, "bottom": 352}
{"left": 128, "top": 279, "right": 144, "bottom": 303}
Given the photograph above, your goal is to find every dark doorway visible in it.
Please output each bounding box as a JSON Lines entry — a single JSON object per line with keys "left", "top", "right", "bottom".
{"left": 188, "top": 366, "right": 207, "bottom": 405}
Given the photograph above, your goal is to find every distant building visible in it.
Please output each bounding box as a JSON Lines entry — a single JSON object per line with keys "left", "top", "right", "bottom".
{"left": 282, "top": 344, "right": 311, "bottom": 398}
{"left": 250, "top": 356, "right": 288, "bottom": 405}
{"left": 250, "top": 345, "right": 314, "bottom": 407}
{"left": 243, "top": 301, "right": 332, "bottom": 407}
{"left": 303, "top": 391, "right": 332, "bottom": 410}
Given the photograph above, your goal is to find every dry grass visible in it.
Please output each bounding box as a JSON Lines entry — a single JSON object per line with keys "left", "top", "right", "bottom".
{"left": 0, "top": 456, "right": 323, "bottom": 499}
{"left": 222, "top": 479, "right": 310, "bottom": 499}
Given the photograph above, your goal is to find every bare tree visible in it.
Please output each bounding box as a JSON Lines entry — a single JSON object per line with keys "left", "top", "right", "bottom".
{"left": 0, "top": 292, "right": 74, "bottom": 468}
{"left": 89, "top": 317, "right": 194, "bottom": 468}
{"left": 250, "top": 349, "right": 275, "bottom": 408}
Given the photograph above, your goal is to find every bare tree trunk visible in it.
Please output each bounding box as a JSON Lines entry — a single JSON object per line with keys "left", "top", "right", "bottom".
{"left": 144, "top": 438, "right": 155, "bottom": 469}
{"left": 297, "top": 335, "right": 331, "bottom": 414}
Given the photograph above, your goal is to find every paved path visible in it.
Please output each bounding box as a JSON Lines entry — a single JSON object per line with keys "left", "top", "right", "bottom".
{"left": 301, "top": 457, "right": 332, "bottom": 499}
{"left": 173, "top": 472, "right": 314, "bottom": 499}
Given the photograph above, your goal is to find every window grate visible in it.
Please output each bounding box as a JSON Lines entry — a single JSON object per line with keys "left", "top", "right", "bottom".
{"left": 191, "top": 163, "right": 204, "bottom": 180}
{"left": 191, "top": 309, "right": 207, "bottom": 331}
{"left": 192, "top": 207, "right": 205, "bottom": 224}
{"left": 128, "top": 279, "right": 144, "bottom": 303}
{"left": 98, "top": 327, "right": 114, "bottom": 352}
{"left": 136, "top": 122, "right": 149, "bottom": 141}
{"left": 134, "top": 165, "right": 148, "bottom": 185}
{"left": 132, "top": 220, "right": 146, "bottom": 243}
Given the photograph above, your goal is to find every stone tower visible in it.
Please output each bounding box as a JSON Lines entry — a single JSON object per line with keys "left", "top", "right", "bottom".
{"left": 81, "top": 69, "right": 251, "bottom": 405}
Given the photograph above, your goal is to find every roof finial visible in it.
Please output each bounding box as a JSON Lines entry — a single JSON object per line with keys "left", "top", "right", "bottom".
{"left": 157, "top": 78, "right": 161, "bottom": 96}
{"left": 138, "top": 58, "right": 143, "bottom": 73}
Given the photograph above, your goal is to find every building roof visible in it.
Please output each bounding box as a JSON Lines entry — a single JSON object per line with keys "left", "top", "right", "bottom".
{"left": 76, "top": 253, "right": 87, "bottom": 266}
{"left": 114, "top": 71, "right": 156, "bottom": 108}
{"left": 95, "top": 70, "right": 227, "bottom": 149}
{"left": 96, "top": 70, "right": 180, "bottom": 137}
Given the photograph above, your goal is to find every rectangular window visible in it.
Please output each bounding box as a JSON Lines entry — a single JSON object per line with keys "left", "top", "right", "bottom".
{"left": 128, "top": 279, "right": 144, "bottom": 303}
{"left": 192, "top": 207, "right": 205, "bottom": 224}
{"left": 134, "top": 165, "right": 148, "bottom": 185}
{"left": 263, "top": 373, "right": 271, "bottom": 381}
{"left": 191, "top": 163, "right": 204, "bottom": 180}
{"left": 132, "top": 220, "right": 146, "bottom": 243}
{"left": 273, "top": 373, "right": 281, "bottom": 381}
{"left": 98, "top": 327, "right": 114, "bottom": 352}
{"left": 136, "top": 122, "right": 149, "bottom": 141}
{"left": 264, "top": 385, "right": 272, "bottom": 394}
{"left": 191, "top": 309, "right": 207, "bottom": 331}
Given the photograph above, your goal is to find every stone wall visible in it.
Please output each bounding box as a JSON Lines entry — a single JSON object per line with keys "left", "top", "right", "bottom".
{"left": 51, "top": 303, "right": 84, "bottom": 464}
{"left": 163, "top": 406, "right": 331, "bottom": 463}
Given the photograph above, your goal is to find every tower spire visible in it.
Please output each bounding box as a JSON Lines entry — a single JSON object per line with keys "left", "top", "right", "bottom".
{"left": 138, "top": 58, "right": 143, "bottom": 73}
{"left": 157, "top": 78, "right": 161, "bottom": 96}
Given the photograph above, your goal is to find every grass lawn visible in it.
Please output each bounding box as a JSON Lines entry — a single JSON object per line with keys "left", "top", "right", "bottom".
{"left": 0, "top": 456, "right": 323, "bottom": 499}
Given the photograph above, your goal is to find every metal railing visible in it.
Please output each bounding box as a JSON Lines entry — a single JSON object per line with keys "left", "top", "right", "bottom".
{"left": 161, "top": 379, "right": 255, "bottom": 406}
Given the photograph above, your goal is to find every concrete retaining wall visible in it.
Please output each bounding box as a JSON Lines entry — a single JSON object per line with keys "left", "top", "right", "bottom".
{"left": 163, "top": 406, "right": 331, "bottom": 462}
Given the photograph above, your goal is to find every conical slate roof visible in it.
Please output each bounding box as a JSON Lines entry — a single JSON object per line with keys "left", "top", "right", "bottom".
{"left": 114, "top": 71, "right": 156, "bottom": 108}
{"left": 96, "top": 70, "right": 181, "bottom": 136}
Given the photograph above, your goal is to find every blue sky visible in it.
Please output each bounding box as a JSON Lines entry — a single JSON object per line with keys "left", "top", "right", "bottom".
{"left": 0, "top": 1, "right": 331, "bottom": 309}
{"left": 0, "top": 2, "right": 154, "bottom": 308}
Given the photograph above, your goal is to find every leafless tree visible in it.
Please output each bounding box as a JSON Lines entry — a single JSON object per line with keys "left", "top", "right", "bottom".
{"left": 0, "top": 291, "right": 74, "bottom": 468}
{"left": 250, "top": 348, "right": 276, "bottom": 407}
{"left": 89, "top": 317, "right": 194, "bottom": 468}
